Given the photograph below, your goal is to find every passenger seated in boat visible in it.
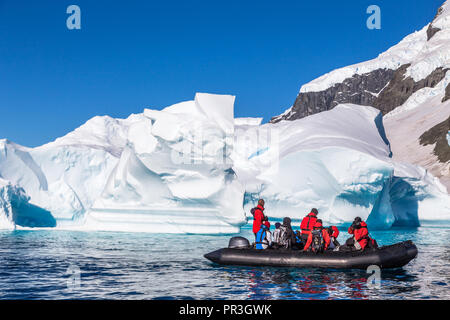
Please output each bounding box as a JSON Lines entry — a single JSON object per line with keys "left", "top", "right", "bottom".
{"left": 293, "top": 230, "right": 304, "bottom": 250}
{"left": 271, "top": 222, "right": 282, "bottom": 248}
{"left": 277, "top": 217, "right": 297, "bottom": 249}
{"left": 326, "top": 226, "right": 340, "bottom": 250}
{"left": 340, "top": 217, "right": 378, "bottom": 251}
{"left": 300, "top": 208, "right": 319, "bottom": 245}
{"left": 263, "top": 218, "right": 273, "bottom": 247}
{"left": 303, "top": 219, "right": 330, "bottom": 253}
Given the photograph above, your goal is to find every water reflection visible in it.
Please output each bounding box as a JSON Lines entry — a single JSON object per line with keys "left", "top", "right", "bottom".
{"left": 0, "top": 226, "right": 448, "bottom": 299}
{"left": 219, "top": 266, "right": 375, "bottom": 300}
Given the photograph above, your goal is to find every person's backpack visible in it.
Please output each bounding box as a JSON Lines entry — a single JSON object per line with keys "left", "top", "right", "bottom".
{"left": 272, "top": 228, "right": 281, "bottom": 244}
{"left": 278, "top": 225, "right": 291, "bottom": 248}
{"left": 311, "top": 229, "right": 325, "bottom": 253}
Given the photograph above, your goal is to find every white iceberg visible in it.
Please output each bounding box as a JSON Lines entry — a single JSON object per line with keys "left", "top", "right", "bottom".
{"left": 235, "top": 104, "right": 450, "bottom": 228}
{"left": 0, "top": 94, "right": 448, "bottom": 233}
{"left": 0, "top": 178, "right": 56, "bottom": 229}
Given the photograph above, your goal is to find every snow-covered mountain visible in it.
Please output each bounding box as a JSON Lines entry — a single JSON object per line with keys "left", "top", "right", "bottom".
{"left": 271, "top": 1, "right": 450, "bottom": 191}
{"left": 1, "top": 93, "right": 449, "bottom": 233}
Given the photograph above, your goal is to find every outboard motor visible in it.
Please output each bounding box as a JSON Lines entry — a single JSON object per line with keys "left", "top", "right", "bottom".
{"left": 228, "top": 236, "right": 250, "bottom": 249}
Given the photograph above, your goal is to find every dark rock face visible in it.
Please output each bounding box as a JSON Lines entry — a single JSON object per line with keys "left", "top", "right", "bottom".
{"left": 271, "top": 65, "right": 449, "bottom": 123}
{"left": 270, "top": 2, "right": 449, "bottom": 124}
{"left": 427, "top": 4, "right": 444, "bottom": 41}
{"left": 427, "top": 24, "right": 441, "bottom": 41}
{"left": 443, "top": 83, "right": 450, "bottom": 102}
{"left": 419, "top": 116, "right": 450, "bottom": 163}
{"left": 373, "top": 65, "right": 449, "bottom": 114}
{"left": 271, "top": 68, "right": 395, "bottom": 123}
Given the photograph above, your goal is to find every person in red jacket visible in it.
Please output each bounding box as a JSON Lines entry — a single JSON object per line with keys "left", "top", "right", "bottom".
{"left": 303, "top": 219, "right": 330, "bottom": 252}
{"left": 347, "top": 217, "right": 370, "bottom": 250}
{"left": 252, "top": 199, "right": 265, "bottom": 240}
{"left": 329, "top": 226, "right": 339, "bottom": 238}
{"left": 300, "top": 208, "right": 318, "bottom": 244}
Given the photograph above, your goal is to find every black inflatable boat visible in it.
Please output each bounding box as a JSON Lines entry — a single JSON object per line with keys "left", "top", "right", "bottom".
{"left": 204, "top": 237, "right": 418, "bottom": 270}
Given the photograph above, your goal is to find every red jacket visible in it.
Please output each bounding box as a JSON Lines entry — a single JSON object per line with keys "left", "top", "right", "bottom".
{"left": 330, "top": 226, "right": 339, "bottom": 238}
{"left": 300, "top": 212, "right": 317, "bottom": 235}
{"left": 348, "top": 221, "right": 369, "bottom": 249}
{"left": 252, "top": 205, "right": 265, "bottom": 234}
{"left": 303, "top": 222, "right": 330, "bottom": 251}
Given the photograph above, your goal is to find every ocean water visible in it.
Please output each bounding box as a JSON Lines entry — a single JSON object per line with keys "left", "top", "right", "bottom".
{"left": 0, "top": 224, "right": 449, "bottom": 300}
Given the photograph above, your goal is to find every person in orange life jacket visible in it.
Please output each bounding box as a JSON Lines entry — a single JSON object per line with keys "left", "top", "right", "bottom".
{"left": 252, "top": 199, "right": 265, "bottom": 241}
{"left": 327, "top": 226, "right": 340, "bottom": 249}
{"left": 300, "top": 208, "right": 318, "bottom": 244}
{"left": 303, "top": 219, "right": 330, "bottom": 252}
{"left": 346, "top": 217, "right": 371, "bottom": 250}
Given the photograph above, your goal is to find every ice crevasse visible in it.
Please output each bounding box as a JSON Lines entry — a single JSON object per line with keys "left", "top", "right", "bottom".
{"left": 0, "top": 93, "right": 449, "bottom": 233}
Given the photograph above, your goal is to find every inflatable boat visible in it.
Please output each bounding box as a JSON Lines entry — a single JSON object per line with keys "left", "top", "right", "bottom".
{"left": 204, "top": 237, "right": 418, "bottom": 270}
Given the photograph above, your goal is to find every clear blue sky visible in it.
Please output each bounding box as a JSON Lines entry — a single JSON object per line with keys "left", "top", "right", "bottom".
{"left": 0, "top": 0, "right": 444, "bottom": 147}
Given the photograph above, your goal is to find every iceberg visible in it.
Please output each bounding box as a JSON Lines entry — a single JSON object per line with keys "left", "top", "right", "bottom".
{"left": 0, "top": 178, "right": 23, "bottom": 229}
{"left": 1, "top": 93, "right": 245, "bottom": 233}
{"left": 85, "top": 93, "right": 246, "bottom": 233}
{"left": 0, "top": 178, "right": 56, "bottom": 229}
{"left": 0, "top": 94, "right": 449, "bottom": 233}
{"left": 235, "top": 103, "right": 450, "bottom": 228}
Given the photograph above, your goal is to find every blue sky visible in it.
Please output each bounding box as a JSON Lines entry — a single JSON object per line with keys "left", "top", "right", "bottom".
{"left": 0, "top": 0, "right": 444, "bottom": 147}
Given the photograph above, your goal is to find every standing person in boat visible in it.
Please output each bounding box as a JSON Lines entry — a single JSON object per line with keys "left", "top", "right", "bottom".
{"left": 303, "top": 219, "right": 330, "bottom": 253}
{"left": 300, "top": 208, "right": 319, "bottom": 244}
{"left": 251, "top": 199, "right": 265, "bottom": 242}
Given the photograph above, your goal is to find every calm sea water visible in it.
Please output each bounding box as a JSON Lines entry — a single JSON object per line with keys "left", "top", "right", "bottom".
{"left": 0, "top": 224, "right": 449, "bottom": 300}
